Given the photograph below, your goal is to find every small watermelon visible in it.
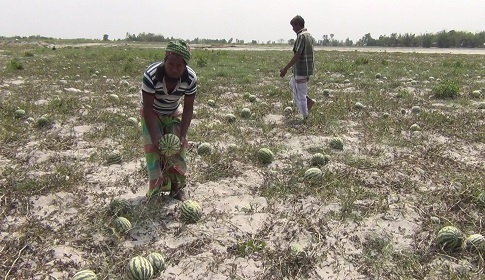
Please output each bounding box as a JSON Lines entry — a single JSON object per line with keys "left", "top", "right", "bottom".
{"left": 71, "top": 269, "right": 97, "bottom": 280}
{"left": 127, "top": 117, "right": 138, "bottom": 125}
{"left": 283, "top": 107, "right": 293, "bottom": 115}
{"left": 109, "top": 94, "right": 119, "bottom": 101}
{"left": 109, "top": 198, "right": 131, "bottom": 216}
{"left": 289, "top": 243, "right": 305, "bottom": 258}
{"left": 224, "top": 113, "right": 236, "bottom": 123}
{"left": 126, "top": 256, "right": 153, "bottom": 280}
{"left": 107, "top": 151, "right": 122, "bottom": 165}
{"left": 248, "top": 95, "right": 257, "bottom": 102}
{"left": 240, "top": 108, "right": 251, "bottom": 118}
{"left": 180, "top": 200, "right": 202, "bottom": 223}
{"left": 159, "top": 134, "right": 180, "bottom": 156}
{"left": 354, "top": 102, "right": 365, "bottom": 110}
{"left": 257, "top": 148, "right": 274, "bottom": 164}
{"left": 311, "top": 153, "right": 330, "bottom": 166}
{"left": 243, "top": 92, "right": 251, "bottom": 99}
{"left": 304, "top": 167, "right": 323, "bottom": 183}
{"left": 197, "top": 142, "right": 211, "bottom": 155}
{"left": 411, "top": 106, "right": 421, "bottom": 114}
{"left": 15, "top": 109, "right": 26, "bottom": 118}
{"left": 36, "top": 115, "right": 50, "bottom": 127}
{"left": 146, "top": 252, "right": 166, "bottom": 273}
{"left": 329, "top": 137, "right": 343, "bottom": 150}
{"left": 436, "top": 226, "right": 464, "bottom": 250}
{"left": 114, "top": 216, "right": 132, "bottom": 234}
{"left": 465, "top": 234, "right": 485, "bottom": 252}
{"left": 410, "top": 124, "right": 421, "bottom": 131}
{"left": 208, "top": 99, "right": 216, "bottom": 107}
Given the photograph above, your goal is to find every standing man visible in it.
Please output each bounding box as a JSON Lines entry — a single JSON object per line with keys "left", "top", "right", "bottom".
{"left": 280, "top": 15, "right": 315, "bottom": 120}
{"left": 141, "top": 40, "right": 197, "bottom": 201}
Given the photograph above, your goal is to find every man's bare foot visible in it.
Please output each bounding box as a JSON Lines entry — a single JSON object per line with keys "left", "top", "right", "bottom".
{"left": 169, "top": 184, "right": 186, "bottom": 201}
{"left": 307, "top": 97, "right": 315, "bottom": 111}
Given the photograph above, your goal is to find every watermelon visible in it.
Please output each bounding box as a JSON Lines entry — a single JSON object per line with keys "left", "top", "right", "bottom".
{"left": 304, "top": 167, "right": 323, "bottom": 183}
{"left": 311, "top": 153, "right": 330, "bottom": 166}
{"left": 471, "top": 90, "right": 481, "bottom": 98}
{"left": 410, "top": 124, "right": 421, "bottom": 131}
{"left": 289, "top": 243, "right": 305, "bottom": 258}
{"left": 159, "top": 134, "right": 180, "bottom": 156}
{"left": 382, "top": 112, "right": 390, "bottom": 119}
{"left": 15, "top": 109, "right": 26, "bottom": 118}
{"left": 411, "top": 106, "right": 421, "bottom": 114}
{"left": 248, "top": 95, "right": 257, "bottom": 102}
{"left": 109, "top": 198, "right": 131, "bottom": 216}
{"left": 354, "top": 102, "right": 365, "bottom": 109}
{"left": 283, "top": 107, "right": 293, "bottom": 115}
{"left": 72, "top": 269, "right": 97, "bottom": 280}
{"left": 126, "top": 256, "right": 153, "bottom": 280}
{"left": 465, "top": 234, "right": 485, "bottom": 252}
{"left": 127, "top": 117, "right": 138, "bottom": 125}
{"left": 107, "top": 151, "right": 122, "bottom": 165}
{"left": 208, "top": 99, "right": 216, "bottom": 107}
{"left": 146, "top": 252, "right": 166, "bottom": 273}
{"left": 36, "top": 115, "right": 50, "bottom": 127}
{"left": 436, "top": 226, "right": 464, "bottom": 250}
{"left": 224, "top": 113, "right": 236, "bottom": 123}
{"left": 180, "top": 200, "right": 202, "bottom": 223}
{"left": 257, "top": 148, "right": 274, "bottom": 164}
{"left": 114, "top": 216, "right": 132, "bottom": 234}
{"left": 197, "top": 142, "right": 211, "bottom": 155}
{"left": 375, "top": 73, "right": 382, "bottom": 79}
{"left": 109, "top": 94, "right": 119, "bottom": 101}
{"left": 329, "top": 137, "right": 343, "bottom": 150}
{"left": 478, "top": 102, "right": 485, "bottom": 109}
{"left": 240, "top": 108, "right": 251, "bottom": 118}
{"left": 243, "top": 92, "right": 251, "bottom": 99}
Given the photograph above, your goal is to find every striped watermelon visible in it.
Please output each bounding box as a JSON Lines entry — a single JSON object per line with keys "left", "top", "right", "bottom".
{"left": 465, "top": 234, "right": 485, "bottom": 252}
{"left": 311, "top": 153, "right": 330, "bottom": 166}
{"left": 197, "top": 142, "right": 211, "bottom": 155}
{"left": 240, "top": 108, "right": 251, "bottom": 118}
{"left": 225, "top": 113, "right": 236, "bottom": 123}
{"left": 36, "top": 115, "right": 50, "bottom": 127}
{"left": 15, "top": 109, "right": 26, "bottom": 118}
{"left": 436, "top": 226, "right": 464, "bottom": 250}
{"left": 107, "top": 151, "right": 122, "bottom": 165}
{"left": 208, "top": 99, "right": 216, "bottom": 107}
{"left": 159, "top": 134, "right": 180, "bottom": 156}
{"left": 248, "top": 95, "right": 257, "bottom": 102}
{"left": 126, "top": 256, "right": 153, "bottom": 280}
{"left": 329, "top": 137, "right": 343, "bottom": 150}
{"left": 257, "top": 148, "right": 274, "bottom": 164}
{"left": 304, "top": 167, "right": 323, "bottom": 183}
{"left": 114, "top": 216, "right": 132, "bottom": 234}
{"left": 411, "top": 106, "right": 421, "bottom": 114}
{"left": 109, "top": 198, "right": 131, "bottom": 216}
{"left": 180, "top": 200, "right": 202, "bottom": 223}
{"left": 71, "top": 269, "right": 97, "bottom": 280}
{"left": 146, "top": 252, "right": 166, "bottom": 273}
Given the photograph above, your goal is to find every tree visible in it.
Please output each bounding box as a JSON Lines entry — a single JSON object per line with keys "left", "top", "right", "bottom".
{"left": 103, "top": 34, "right": 109, "bottom": 41}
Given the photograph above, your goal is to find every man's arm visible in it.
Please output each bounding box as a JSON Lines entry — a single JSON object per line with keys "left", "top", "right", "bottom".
{"left": 179, "top": 94, "right": 195, "bottom": 146}
{"left": 142, "top": 90, "right": 161, "bottom": 152}
{"left": 280, "top": 52, "right": 302, "bottom": 77}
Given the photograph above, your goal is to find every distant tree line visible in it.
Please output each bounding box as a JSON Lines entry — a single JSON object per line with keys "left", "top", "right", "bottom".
{"left": 2, "top": 30, "right": 485, "bottom": 48}
{"left": 354, "top": 30, "right": 485, "bottom": 48}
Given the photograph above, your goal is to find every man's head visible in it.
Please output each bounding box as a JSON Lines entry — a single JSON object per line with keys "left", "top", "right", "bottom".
{"left": 164, "top": 40, "right": 191, "bottom": 80}
{"left": 290, "top": 15, "right": 305, "bottom": 33}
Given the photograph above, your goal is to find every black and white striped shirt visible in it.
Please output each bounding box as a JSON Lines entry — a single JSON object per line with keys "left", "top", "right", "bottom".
{"left": 141, "top": 62, "right": 197, "bottom": 115}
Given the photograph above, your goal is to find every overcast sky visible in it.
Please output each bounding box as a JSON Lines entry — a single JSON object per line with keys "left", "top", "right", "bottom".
{"left": 1, "top": 0, "right": 484, "bottom": 43}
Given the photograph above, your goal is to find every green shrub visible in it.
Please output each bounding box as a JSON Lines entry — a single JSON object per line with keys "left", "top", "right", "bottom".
{"left": 354, "top": 57, "right": 369, "bottom": 65}
{"left": 7, "top": 59, "right": 24, "bottom": 70}
{"left": 432, "top": 80, "right": 459, "bottom": 99}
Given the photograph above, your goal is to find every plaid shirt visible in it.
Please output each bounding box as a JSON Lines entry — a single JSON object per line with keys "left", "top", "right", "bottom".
{"left": 292, "top": 28, "right": 314, "bottom": 77}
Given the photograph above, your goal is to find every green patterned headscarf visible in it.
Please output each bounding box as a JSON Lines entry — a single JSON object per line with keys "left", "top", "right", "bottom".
{"left": 165, "top": 40, "right": 191, "bottom": 64}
